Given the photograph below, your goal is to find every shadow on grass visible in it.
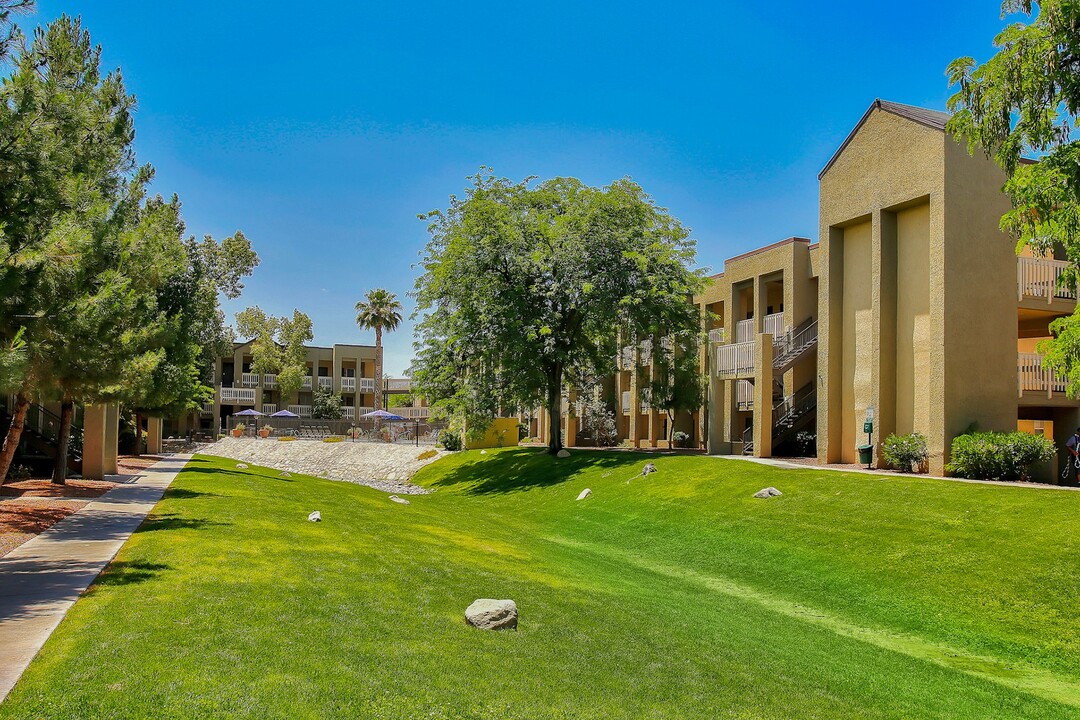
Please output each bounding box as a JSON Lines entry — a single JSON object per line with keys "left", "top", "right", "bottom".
{"left": 430, "top": 447, "right": 644, "bottom": 495}
{"left": 93, "top": 560, "right": 171, "bottom": 587}
{"left": 135, "top": 513, "right": 228, "bottom": 533}
{"left": 181, "top": 466, "right": 294, "bottom": 482}
{"left": 162, "top": 487, "right": 220, "bottom": 500}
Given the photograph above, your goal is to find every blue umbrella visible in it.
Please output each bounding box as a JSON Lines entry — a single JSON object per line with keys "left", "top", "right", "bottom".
{"left": 362, "top": 410, "right": 406, "bottom": 421}
{"left": 233, "top": 408, "right": 264, "bottom": 416}
{"left": 270, "top": 409, "right": 299, "bottom": 417}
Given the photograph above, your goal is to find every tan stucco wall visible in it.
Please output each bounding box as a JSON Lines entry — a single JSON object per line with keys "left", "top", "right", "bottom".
{"left": 894, "top": 202, "right": 932, "bottom": 437}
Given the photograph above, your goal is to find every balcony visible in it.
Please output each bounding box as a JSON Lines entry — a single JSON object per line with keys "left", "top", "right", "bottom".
{"left": 736, "top": 379, "right": 754, "bottom": 410}
{"left": 301, "top": 376, "right": 313, "bottom": 391}
{"left": 396, "top": 406, "right": 430, "bottom": 419}
{"left": 261, "top": 404, "right": 277, "bottom": 414}
{"left": 220, "top": 387, "right": 256, "bottom": 405}
{"left": 317, "top": 376, "right": 333, "bottom": 390}
{"left": 619, "top": 345, "right": 634, "bottom": 370}
{"left": 1018, "top": 352, "right": 1067, "bottom": 398}
{"left": 735, "top": 319, "right": 755, "bottom": 343}
{"left": 241, "top": 372, "right": 261, "bottom": 388}
{"left": 340, "top": 376, "right": 356, "bottom": 392}
{"left": 621, "top": 390, "right": 631, "bottom": 414}
{"left": 386, "top": 378, "right": 412, "bottom": 392}
{"left": 715, "top": 341, "right": 756, "bottom": 379}
{"left": 763, "top": 312, "right": 784, "bottom": 338}
{"left": 201, "top": 403, "right": 214, "bottom": 416}
{"left": 263, "top": 374, "right": 277, "bottom": 389}
{"left": 358, "top": 378, "right": 376, "bottom": 392}
{"left": 708, "top": 328, "right": 725, "bottom": 344}
{"left": 288, "top": 404, "right": 312, "bottom": 417}
{"left": 1018, "top": 256, "right": 1077, "bottom": 305}
{"left": 342, "top": 406, "right": 355, "bottom": 420}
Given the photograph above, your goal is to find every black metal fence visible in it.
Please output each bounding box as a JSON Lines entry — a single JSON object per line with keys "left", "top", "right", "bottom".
{"left": 224, "top": 416, "right": 446, "bottom": 446}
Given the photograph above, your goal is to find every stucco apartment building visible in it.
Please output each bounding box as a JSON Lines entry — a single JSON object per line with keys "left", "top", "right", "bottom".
{"left": 535, "top": 99, "right": 1077, "bottom": 482}
{"left": 167, "top": 340, "right": 425, "bottom": 437}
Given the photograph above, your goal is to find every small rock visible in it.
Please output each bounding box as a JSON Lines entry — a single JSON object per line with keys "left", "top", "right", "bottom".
{"left": 576, "top": 488, "right": 592, "bottom": 501}
{"left": 280, "top": 471, "right": 291, "bottom": 478}
{"left": 753, "top": 487, "right": 783, "bottom": 499}
{"left": 236, "top": 463, "right": 249, "bottom": 469}
{"left": 465, "top": 598, "right": 517, "bottom": 630}
{"left": 387, "top": 472, "right": 397, "bottom": 480}
{"left": 480, "top": 449, "right": 487, "bottom": 454}
{"left": 389, "top": 495, "right": 410, "bottom": 505}
{"left": 308, "top": 511, "right": 322, "bottom": 522}
{"left": 556, "top": 449, "right": 571, "bottom": 458}
{"left": 642, "top": 462, "right": 657, "bottom": 476}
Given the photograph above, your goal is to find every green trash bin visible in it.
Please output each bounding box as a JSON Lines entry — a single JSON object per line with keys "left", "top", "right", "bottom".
{"left": 857, "top": 444, "right": 873, "bottom": 465}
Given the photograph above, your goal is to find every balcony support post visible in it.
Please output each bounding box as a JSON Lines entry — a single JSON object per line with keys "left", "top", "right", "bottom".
{"left": 752, "top": 334, "right": 774, "bottom": 458}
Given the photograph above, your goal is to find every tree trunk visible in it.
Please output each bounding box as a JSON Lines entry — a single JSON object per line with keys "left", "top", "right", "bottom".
{"left": 547, "top": 367, "right": 563, "bottom": 455}
{"left": 51, "top": 398, "right": 74, "bottom": 485}
{"left": 133, "top": 412, "right": 143, "bottom": 457}
{"left": 0, "top": 391, "right": 30, "bottom": 484}
{"left": 374, "top": 325, "right": 383, "bottom": 411}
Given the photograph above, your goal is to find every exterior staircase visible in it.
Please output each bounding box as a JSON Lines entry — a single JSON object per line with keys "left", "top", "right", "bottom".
{"left": 772, "top": 319, "right": 818, "bottom": 374}
{"left": 742, "top": 382, "right": 817, "bottom": 456}
{"left": 0, "top": 398, "right": 83, "bottom": 477}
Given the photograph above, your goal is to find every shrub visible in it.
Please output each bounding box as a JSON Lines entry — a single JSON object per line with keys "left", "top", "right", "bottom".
{"left": 946, "top": 431, "right": 1055, "bottom": 482}
{"left": 795, "top": 431, "right": 816, "bottom": 457}
{"left": 11, "top": 465, "right": 31, "bottom": 481}
{"left": 278, "top": 436, "right": 297, "bottom": 442}
{"left": 671, "top": 430, "right": 690, "bottom": 448}
{"left": 882, "top": 432, "right": 929, "bottom": 473}
{"left": 439, "top": 431, "right": 462, "bottom": 451}
{"left": 323, "top": 436, "right": 344, "bottom": 443}
{"left": 417, "top": 448, "right": 438, "bottom": 461}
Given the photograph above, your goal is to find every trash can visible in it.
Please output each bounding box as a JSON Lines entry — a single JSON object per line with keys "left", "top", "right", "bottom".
{"left": 857, "top": 444, "right": 874, "bottom": 465}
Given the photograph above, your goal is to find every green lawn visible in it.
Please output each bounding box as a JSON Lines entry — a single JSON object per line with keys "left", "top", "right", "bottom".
{"left": 3, "top": 449, "right": 1080, "bottom": 719}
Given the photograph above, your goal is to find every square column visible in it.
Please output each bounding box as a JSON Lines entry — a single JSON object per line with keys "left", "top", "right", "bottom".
{"left": 82, "top": 405, "right": 107, "bottom": 481}
{"left": 753, "top": 334, "right": 774, "bottom": 458}
{"left": 146, "top": 417, "right": 162, "bottom": 455}
{"left": 104, "top": 404, "right": 119, "bottom": 475}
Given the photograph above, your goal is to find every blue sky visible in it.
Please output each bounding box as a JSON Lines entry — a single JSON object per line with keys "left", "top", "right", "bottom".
{"left": 22, "top": 1, "right": 1010, "bottom": 375}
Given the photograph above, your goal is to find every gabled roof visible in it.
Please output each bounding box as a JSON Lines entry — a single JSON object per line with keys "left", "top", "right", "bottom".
{"left": 819, "top": 99, "right": 950, "bottom": 179}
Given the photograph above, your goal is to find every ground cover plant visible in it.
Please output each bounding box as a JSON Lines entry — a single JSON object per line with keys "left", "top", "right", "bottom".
{"left": 3, "top": 450, "right": 1080, "bottom": 718}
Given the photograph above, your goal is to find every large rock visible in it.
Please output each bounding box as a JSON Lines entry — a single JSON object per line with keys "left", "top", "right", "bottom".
{"left": 308, "top": 510, "right": 322, "bottom": 522}
{"left": 576, "top": 488, "right": 592, "bottom": 501}
{"left": 642, "top": 462, "right": 657, "bottom": 476}
{"left": 557, "top": 449, "right": 571, "bottom": 458}
{"left": 389, "top": 495, "right": 411, "bottom": 505}
{"left": 753, "top": 487, "right": 783, "bottom": 499}
{"left": 465, "top": 598, "right": 518, "bottom": 630}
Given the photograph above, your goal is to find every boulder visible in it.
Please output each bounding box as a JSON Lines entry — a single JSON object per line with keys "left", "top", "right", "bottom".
{"left": 642, "top": 462, "right": 657, "bottom": 476}
{"left": 557, "top": 449, "right": 571, "bottom": 458}
{"left": 389, "top": 495, "right": 410, "bottom": 505}
{"left": 576, "top": 488, "right": 592, "bottom": 501}
{"left": 237, "top": 463, "right": 249, "bottom": 469}
{"left": 465, "top": 598, "right": 518, "bottom": 630}
{"left": 753, "top": 487, "right": 783, "bottom": 499}
{"left": 308, "top": 510, "right": 322, "bottom": 522}
{"left": 480, "top": 449, "right": 487, "bottom": 454}
{"left": 280, "top": 471, "right": 291, "bottom": 478}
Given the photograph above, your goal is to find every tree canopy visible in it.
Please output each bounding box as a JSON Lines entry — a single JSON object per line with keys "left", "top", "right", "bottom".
{"left": 947, "top": 0, "right": 1080, "bottom": 392}
{"left": 411, "top": 171, "right": 705, "bottom": 454}
{"left": 235, "top": 307, "right": 313, "bottom": 397}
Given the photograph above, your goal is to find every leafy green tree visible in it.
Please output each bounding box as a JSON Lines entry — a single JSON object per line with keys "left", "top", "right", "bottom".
{"left": 355, "top": 288, "right": 403, "bottom": 411}
{"left": 946, "top": 0, "right": 1080, "bottom": 392}
{"left": 412, "top": 171, "right": 704, "bottom": 455}
{"left": 644, "top": 333, "right": 705, "bottom": 442}
{"left": 235, "top": 308, "right": 313, "bottom": 398}
{"left": 0, "top": 16, "right": 139, "bottom": 482}
{"left": 311, "top": 388, "right": 343, "bottom": 420}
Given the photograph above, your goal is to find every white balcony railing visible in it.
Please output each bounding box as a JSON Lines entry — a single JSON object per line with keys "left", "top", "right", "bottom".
{"left": 220, "top": 387, "right": 256, "bottom": 404}
{"left": 201, "top": 403, "right": 214, "bottom": 415}
{"left": 621, "top": 390, "right": 631, "bottom": 414}
{"left": 763, "top": 312, "right": 785, "bottom": 338}
{"left": 358, "top": 378, "right": 376, "bottom": 392}
{"left": 1018, "top": 256, "right": 1077, "bottom": 304}
{"left": 288, "top": 404, "right": 312, "bottom": 418}
{"left": 619, "top": 345, "right": 634, "bottom": 369}
{"left": 317, "top": 376, "right": 333, "bottom": 390}
{"left": 386, "top": 378, "right": 412, "bottom": 392}
{"left": 340, "top": 376, "right": 356, "bottom": 392}
{"left": 263, "top": 374, "right": 277, "bottom": 389}
{"left": 736, "top": 379, "right": 754, "bottom": 410}
{"left": 396, "top": 406, "right": 430, "bottom": 419}
{"left": 342, "top": 406, "right": 355, "bottom": 420}
{"left": 261, "top": 404, "right": 277, "bottom": 414}
{"left": 1018, "top": 352, "right": 1067, "bottom": 398}
{"left": 301, "top": 376, "right": 313, "bottom": 390}
{"left": 735, "top": 318, "right": 755, "bottom": 343}
{"left": 708, "top": 328, "right": 725, "bottom": 344}
{"left": 639, "top": 339, "right": 653, "bottom": 366}
{"left": 716, "top": 341, "right": 756, "bottom": 378}
{"left": 241, "top": 372, "right": 261, "bottom": 388}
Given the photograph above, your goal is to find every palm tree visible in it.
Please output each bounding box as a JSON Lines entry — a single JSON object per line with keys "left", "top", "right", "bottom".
{"left": 355, "top": 288, "right": 403, "bottom": 410}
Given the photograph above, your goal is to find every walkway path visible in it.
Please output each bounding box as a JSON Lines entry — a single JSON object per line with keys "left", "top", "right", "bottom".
{"left": 0, "top": 454, "right": 190, "bottom": 702}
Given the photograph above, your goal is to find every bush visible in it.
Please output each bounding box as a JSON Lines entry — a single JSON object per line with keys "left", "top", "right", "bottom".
{"left": 882, "top": 432, "right": 929, "bottom": 473}
{"left": 671, "top": 431, "right": 690, "bottom": 448}
{"left": 417, "top": 448, "right": 438, "bottom": 461}
{"left": 11, "top": 465, "right": 31, "bottom": 481}
{"left": 278, "top": 436, "right": 297, "bottom": 442}
{"left": 795, "top": 431, "right": 816, "bottom": 457}
{"left": 946, "top": 431, "right": 1055, "bottom": 482}
{"left": 323, "top": 436, "right": 344, "bottom": 443}
{"left": 439, "top": 431, "right": 462, "bottom": 451}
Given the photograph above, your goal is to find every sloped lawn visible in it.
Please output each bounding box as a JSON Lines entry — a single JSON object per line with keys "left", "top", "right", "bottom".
{"left": 2, "top": 450, "right": 1079, "bottom": 719}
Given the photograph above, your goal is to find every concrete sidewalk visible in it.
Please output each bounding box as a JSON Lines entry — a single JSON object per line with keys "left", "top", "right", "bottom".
{"left": 0, "top": 454, "right": 190, "bottom": 702}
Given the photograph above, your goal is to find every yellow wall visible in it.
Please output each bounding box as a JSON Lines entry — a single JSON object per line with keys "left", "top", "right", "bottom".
{"left": 840, "top": 221, "right": 873, "bottom": 462}
{"left": 894, "top": 203, "right": 932, "bottom": 436}
{"left": 465, "top": 418, "right": 521, "bottom": 449}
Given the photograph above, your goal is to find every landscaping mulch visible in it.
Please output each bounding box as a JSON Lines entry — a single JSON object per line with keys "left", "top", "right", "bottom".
{"left": 0, "top": 477, "right": 118, "bottom": 499}
{"left": 117, "top": 455, "right": 165, "bottom": 474}
{"left": 0, "top": 498, "right": 89, "bottom": 558}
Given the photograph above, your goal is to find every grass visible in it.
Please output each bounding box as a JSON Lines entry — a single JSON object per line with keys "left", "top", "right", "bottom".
{"left": 3, "top": 449, "right": 1080, "bottom": 719}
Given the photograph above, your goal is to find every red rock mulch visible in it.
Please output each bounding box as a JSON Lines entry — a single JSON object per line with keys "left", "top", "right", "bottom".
{"left": 0, "top": 477, "right": 118, "bottom": 499}
{"left": 0, "top": 477, "right": 120, "bottom": 558}
{"left": 117, "top": 455, "right": 164, "bottom": 473}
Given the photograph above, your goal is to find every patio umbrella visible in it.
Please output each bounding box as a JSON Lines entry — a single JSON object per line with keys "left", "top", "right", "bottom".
{"left": 233, "top": 408, "right": 264, "bottom": 416}
{"left": 270, "top": 409, "right": 299, "bottom": 417}
{"left": 361, "top": 410, "right": 406, "bottom": 421}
